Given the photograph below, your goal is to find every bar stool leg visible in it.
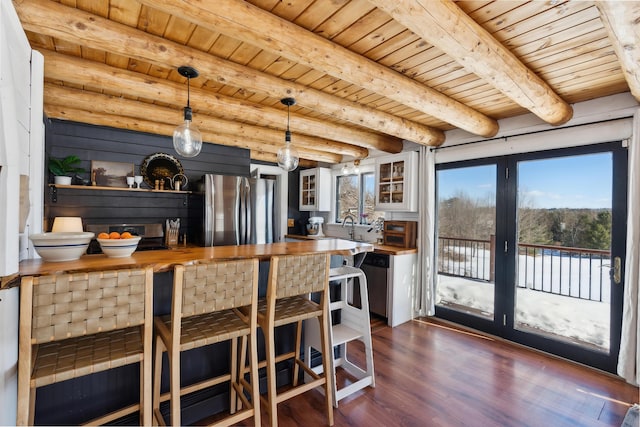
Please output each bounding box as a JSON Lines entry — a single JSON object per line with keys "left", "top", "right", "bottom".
{"left": 153, "top": 335, "right": 163, "bottom": 425}
{"left": 264, "top": 318, "right": 278, "bottom": 427}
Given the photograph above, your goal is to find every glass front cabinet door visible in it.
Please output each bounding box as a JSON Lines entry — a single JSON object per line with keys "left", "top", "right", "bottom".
{"left": 375, "top": 152, "right": 418, "bottom": 211}
{"left": 299, "top": 167, "right": 331, "bottom": 211}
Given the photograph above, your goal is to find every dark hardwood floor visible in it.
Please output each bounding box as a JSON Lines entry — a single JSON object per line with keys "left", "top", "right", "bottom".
{"left": 200, "top": 317, "right": 639, "bottom": 427}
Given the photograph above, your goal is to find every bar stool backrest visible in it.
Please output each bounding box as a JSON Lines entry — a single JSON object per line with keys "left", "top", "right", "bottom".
{"left": 28, "top": 268, "right": 150, "bottom": 344}
{"left": 177, "top": 260, "right": 258, "bottom": 317}
{"left": 272, "top": 253, "right": 328, "bottom": 298}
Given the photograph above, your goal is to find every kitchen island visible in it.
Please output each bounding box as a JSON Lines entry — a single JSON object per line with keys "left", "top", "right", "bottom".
{"left": 13, "top": 239, "right": 373, "bottom": 425}
{"left": 16, "top": 238, "right": 373, "bottom": 281}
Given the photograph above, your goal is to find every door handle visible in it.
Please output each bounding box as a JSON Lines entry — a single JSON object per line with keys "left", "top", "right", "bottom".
{"left": 613, "top": 256, "right": 622, "bottom": 284}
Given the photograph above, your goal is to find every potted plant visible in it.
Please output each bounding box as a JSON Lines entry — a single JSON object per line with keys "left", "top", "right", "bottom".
{"left": 48, "top": 155, "right": 85, "bottom": 185}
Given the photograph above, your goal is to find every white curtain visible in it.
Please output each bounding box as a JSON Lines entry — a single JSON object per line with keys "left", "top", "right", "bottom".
{"left": 617, "top": 109, "right": 640, "bottom": 385}
{"left": 415, "top": 146, "right": 437, "bottom": 316}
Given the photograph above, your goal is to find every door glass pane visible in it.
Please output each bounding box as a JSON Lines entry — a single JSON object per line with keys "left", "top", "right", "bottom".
{"left": 436, "top": 165, "right": 496, "bottom": 320}
{"left": 515, "top": 153, "right": 612, "bottom": 351}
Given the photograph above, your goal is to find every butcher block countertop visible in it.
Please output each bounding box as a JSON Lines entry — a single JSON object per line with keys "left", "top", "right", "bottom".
{"left": 11, "top": 240, "right": 373, "bottom": 287}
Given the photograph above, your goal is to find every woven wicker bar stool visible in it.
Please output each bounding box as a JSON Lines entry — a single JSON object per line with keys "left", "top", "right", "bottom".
{"left": 17, "top": 267, "right": 154, "bottom": 426}
{"left": 152, "top": 259, "right": 260, "bottom": 427}
{"left": 257, "top": 253, "right": 334, "bottom": 427}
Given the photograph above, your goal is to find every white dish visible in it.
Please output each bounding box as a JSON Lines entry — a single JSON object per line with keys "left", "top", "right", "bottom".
{"left": 97, "top": 236, "right": 141, "bottom": 258}
{"left": 29, "top": 232, "right": 95, "bottom": 262}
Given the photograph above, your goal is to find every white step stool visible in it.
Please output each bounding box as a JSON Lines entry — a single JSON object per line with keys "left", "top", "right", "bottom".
{"left": 304, "top": 265, "right": 375, "bottom": 407}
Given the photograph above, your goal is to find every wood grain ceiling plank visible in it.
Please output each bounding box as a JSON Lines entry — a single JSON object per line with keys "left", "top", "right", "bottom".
{"left": 347, "top": 19, "right": 408, "bottom": 56}
{"left": 549, "top": 63, "right": 627, "bottom": 88}
{"left": 105, "top": 52, "right": 131, "bottom": 70}
{"left": 186, "top": 26, "right": 220, "bottom": 53}
{"left": 209, "top": 34, "right": 245, "bottom": 59}
{"left": 538, "top": 51, "right": 621, "bottom": 82}
{"left": 330, "top": 7, "right": 392, "bottom": 47}
{"left": 76, "top": 0, "right": 108, "bottom": 17}
{"left": 458, "top": 1, "right": 525, "bottom": 25}
{"left": 385, "top": 47, "right": 443, "bottom": 77}
{"left": 522, "top": 37, "right": 612, "bottom": 70}
{"left": 504, "top": 17, "right": 604, "bottom": 56}
{"left": 561, "top": 81, "right": 630, "bottom": 104}
{"left": 372, "top": 0, "right": 572, "bottom": 126}
{"left": 268, "top": 0, "right": 315, "bottom": 21}
{"left": 495, "top": 2, "right": 597, "bottom": 45}
{"left": 226, "top": 42, "right": 264, "bottom": 66}
{"left": 162, "top": 15, "right": 197, "bottom": 44}
{"left": 293, "top": 0, "right": 350, "bottom": 32}
{"left": 80, "top": 46, "right": 106, "bottom": 64}
{"left": 108, "top": 0, "right": 142, "bottom": 26}
{"left": 309, "top": 0, "right": 375, "bottom": 40}
{"left": 596, "top": 1, "right": 640, "bottom": 101}
{"left": 364, "top": 31, "right": 421, "bottom": 63}
{"left": 137, "top": 4, "right": 171, "bottom": 36}
{"left": 504, "top": 9, "right": 603, "bottom": 51}
{"left": 246, "top": 50, "right": 282, "bottom": 73}
{"left": 139, "top": 0, "right": 494, "bottom": 137}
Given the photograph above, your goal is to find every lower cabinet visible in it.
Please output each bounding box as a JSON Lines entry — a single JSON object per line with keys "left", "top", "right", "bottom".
{"left": 361, "top": 251, "right": 416, "bottom": 327}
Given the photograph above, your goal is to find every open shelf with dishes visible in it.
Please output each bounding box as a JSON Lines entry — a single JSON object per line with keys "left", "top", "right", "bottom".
{"left": 48, "top": 184, "right": 190, "bottom": 193}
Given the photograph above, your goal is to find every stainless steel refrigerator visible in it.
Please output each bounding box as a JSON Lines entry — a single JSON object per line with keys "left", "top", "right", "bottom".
{"left": 191, "top": 174, "right": 279, "bottom": 246}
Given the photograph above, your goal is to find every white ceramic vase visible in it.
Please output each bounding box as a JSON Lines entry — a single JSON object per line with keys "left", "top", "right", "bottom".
{"left": 54, "top": 176, "right": 72, "bottom": 185}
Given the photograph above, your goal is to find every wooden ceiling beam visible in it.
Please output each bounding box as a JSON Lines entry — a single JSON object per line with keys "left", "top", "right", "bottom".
{"left": 135, "top": 0, "right": 497, "bottom": 138}
{"left": 595, "top": 1, "right": 640, "bottom": 102}
{"left": 369, "top": 0, "right": 573, "bottom": 126}
{"left": 43, "top": 84, "right": 342, "bottom": 164}
{"left": 14, "top": 0, "right": 443, "bottom": 147}
{"left": 40, "top": 50, "right": 370, "bottom": 159}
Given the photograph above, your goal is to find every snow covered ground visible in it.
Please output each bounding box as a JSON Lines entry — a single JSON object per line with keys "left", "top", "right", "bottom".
{"left": 437, "top": 274, "right": 610, "bottom": 350}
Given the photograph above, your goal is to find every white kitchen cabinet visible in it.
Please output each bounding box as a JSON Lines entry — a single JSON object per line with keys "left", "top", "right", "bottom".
{"left": 375, "top": 152, "right": 418, "bottom": 211}
{"left": 299, "top": 167, "right": 331, "bottom": 211}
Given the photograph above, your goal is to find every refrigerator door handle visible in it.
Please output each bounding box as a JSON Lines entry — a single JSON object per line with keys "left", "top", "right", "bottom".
{"left": 204, "top": 174, "right": 215, "bottom": 246}
{"left": 244, "top": 178, "right": 252, "bottom": 244}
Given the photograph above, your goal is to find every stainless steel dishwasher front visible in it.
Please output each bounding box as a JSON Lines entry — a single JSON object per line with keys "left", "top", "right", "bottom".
{"left": 361, "top": 252, "right": 389, "bottom": 318}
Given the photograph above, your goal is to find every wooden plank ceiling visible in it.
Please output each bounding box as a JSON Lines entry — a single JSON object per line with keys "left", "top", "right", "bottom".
{"left": 13, "top": 0, "right": 640, "bottom": 166}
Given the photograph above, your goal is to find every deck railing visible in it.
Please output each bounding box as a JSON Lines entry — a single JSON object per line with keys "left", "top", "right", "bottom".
{"left": 437, "top": 236, "right": 611, "bottom": 302}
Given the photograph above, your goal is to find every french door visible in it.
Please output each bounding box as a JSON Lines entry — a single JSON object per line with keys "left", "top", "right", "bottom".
{"left": 434, "top": 142, "right": 627, "bottom": 372}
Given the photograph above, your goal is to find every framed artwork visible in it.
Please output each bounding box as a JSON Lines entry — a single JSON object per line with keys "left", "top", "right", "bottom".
{"left": 91, "top": 160, "right": 134, "bottom": 188}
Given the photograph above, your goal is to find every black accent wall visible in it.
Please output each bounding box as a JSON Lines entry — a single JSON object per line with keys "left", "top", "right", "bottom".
{"left": 44, "top": 119, "right": 251, "bottom": 233}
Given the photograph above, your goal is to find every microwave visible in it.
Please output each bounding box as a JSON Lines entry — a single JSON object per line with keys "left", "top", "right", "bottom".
{"left": 382, "top": 220, "right": 417, "bottom": 248}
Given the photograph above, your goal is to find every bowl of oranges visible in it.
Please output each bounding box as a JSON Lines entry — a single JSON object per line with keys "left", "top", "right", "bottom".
{"left": 97, "top": 231, "right": 141, "bottom": 258}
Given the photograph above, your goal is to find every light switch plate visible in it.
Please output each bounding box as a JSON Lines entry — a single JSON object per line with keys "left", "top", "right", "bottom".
{"left": 287, "top": 218, "right": 295, "bottom": 227}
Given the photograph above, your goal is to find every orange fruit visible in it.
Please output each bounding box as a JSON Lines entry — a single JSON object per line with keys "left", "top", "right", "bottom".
{"left": 98, "top": 232, "right": 109, "bottom": 239}
{"left": 121, "top": 231, "right": 133, "bottom": 239}
{"left": 109, "top": 231, "right": 121, "bottom": 239}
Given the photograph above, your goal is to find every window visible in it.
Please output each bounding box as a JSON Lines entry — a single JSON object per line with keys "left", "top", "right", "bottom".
{"left": 335, "top": 171, "right": 382, "bottom": 224}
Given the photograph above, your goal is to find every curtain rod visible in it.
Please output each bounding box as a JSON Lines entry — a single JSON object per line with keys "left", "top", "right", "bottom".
{"left": 429, "top": 116, "right": 633, "bottom": 152}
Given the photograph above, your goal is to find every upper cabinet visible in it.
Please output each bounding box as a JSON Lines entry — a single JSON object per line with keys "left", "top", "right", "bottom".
{"left": 299, "top": 167, "right": 331, "bottom": 211}
{"left": 375, "top": 152, "right": 418, "bottom": 212}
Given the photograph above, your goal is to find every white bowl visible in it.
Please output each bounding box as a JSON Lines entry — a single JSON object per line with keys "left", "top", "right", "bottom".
{"left": 97, "top": 236, "right": 141, "bottom": 258}
{"left": 29, "top": 232, "right": 95, "bottom": 262}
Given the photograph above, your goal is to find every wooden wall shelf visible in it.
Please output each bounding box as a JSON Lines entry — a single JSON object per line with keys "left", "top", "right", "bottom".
{"left": 49, "top": 184, "right": 190, "bottom": 194}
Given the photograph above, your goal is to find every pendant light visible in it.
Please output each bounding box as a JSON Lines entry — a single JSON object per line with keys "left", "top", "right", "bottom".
{"left": 277, "top": 97, "right": 299, "bottom": 171}
{"left": 173, "top": 66, "right": 203, "bottom": 158}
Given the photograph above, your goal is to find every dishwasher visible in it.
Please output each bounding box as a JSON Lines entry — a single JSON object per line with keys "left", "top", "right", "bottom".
{"left": 361, "top": 252, "right": 389, "bottom": 318}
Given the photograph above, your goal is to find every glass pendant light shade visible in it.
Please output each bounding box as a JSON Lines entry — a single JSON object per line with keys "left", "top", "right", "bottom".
{"left": 173, "top": 66, "right": 202, "bottom": 158}
{"left": 278, "top": 98, "right": 299, "bottom": 171}
{"left": 173, "top": 106, "right": 203, "bottom": 158}
{"left": 277, "top": 130, "right": 299, "bottom": 171}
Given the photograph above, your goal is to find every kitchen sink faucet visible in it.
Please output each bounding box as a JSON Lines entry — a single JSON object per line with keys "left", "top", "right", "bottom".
{"left": 342, "top": 213, "right": 356, "bottom": 240}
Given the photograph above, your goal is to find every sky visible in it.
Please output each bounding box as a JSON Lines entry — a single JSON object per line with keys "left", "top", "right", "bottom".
{"left": 437, "top": 152, "right": 612, "bottom": 209}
